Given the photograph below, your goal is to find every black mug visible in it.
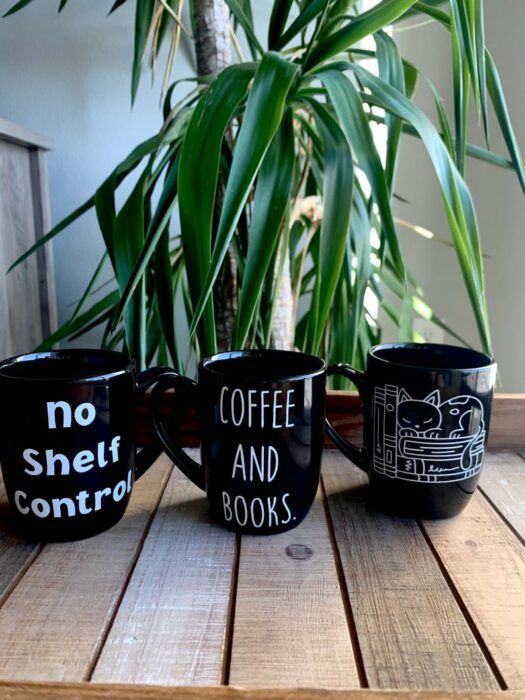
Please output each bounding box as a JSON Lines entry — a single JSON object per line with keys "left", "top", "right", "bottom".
{"left": 0, "top": 350, "right": 174, "bottom": 541}
{"left": 326, "top": 343, "right": 497, "bottom": 519}
{"left": 151, "top": 349, "right": 342, "bottom": 535}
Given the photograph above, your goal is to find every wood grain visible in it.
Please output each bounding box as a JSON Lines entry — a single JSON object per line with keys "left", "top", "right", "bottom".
{"left": 480, "top": 452, "right": 525, "bottom": 541}
{"left": 0, "top": 456, "right": 172, "bottom": 682}
{"left": 0, "top": 681, "right": 523, "bottom": 700}
{"left": 487, "top": 395, "right": 525, "bottom": 451}
{"left": 0, "top": 140, "right": 42, "bottom": 355}
{"left": 0, "top": 117, "right": 54, "bottom": 150}
{"left": 422, "top": 492, "right": 525, "bottom": 689}
{"left": 322, "top": 451, "right": 499, "bottom": 690}
{"left": 92, "top": 452, "right": 235, "bottom": 686}
{"left": 29, "top": 147, "right": 57, "bottom": 338}
{"left": 229, "top": 489, "right": 359, "bottom": 689}
{"left": 0, "top": 476, "right": 41, "bottom": 605}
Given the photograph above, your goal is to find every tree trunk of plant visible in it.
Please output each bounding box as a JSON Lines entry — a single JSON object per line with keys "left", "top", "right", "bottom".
{"left": 193, "top": 0, "right": 236, "bottom": 352}
{"left": 270, "top": 247, "right": 294, "bottom": 350}
{"left": 192, "top": 0, "right": 294, "bottom": 352}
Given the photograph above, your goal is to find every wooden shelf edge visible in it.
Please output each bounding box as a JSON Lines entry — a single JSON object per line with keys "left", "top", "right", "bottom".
{"left": 0, "top": 117, "right": 54, "bottom": 151}
{"left": 0, "top": 682, "right": 522, "bottom": 700}
{"left": 137, "top": 392, "right": 525, "bottom": 451}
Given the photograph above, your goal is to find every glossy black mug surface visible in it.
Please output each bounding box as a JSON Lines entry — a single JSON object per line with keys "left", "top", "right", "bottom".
{"left": 0, "top": 350, "right": 172, "bottom": 541}
{"left": 326, "top": 343, "right": 497, "bottom": 519}
{"left": 152, "top": 350, "right": 329, "bottom": 535}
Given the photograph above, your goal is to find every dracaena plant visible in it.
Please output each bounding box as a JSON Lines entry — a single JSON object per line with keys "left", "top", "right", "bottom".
{"left": 5, "top": 0, "right": 524, "bottom": 383}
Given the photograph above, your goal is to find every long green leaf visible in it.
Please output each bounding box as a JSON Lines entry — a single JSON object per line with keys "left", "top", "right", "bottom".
{"left": 188, "top": 53, "right": 299, "bottom": 341}
{"left": 268, "top": 0, "right": 294, "bottom": 49}
{"left": 111, "top": 155, "right": 180, "bottom": 327}
{"left": 178, "top": 63, "right": 256, "bottom": 355}
{"left": 375, "top": 30, "right": 407, "bottom": 190}
{"left": 354, "top": 63, "right": 491, "bottom": 352}
{"left": 274, "top": 0, "right": 328, "bottom": 50}
{"left": 302, "top": 100, "right": 353, "bottom": 354}
{"left": 113, "top": 170, "right": 148, "bottom": 368}
{"left": 486, "top": 51, "right": 525, "bottom": 193}
{"left": 35, "top": 290, "right": 119, "bottom": 351}
{"left": 8, "top": 134, "right": 164, "bottom": 272}
{"left": 233, "top": 110, "right": 295, "bottom": 348}
{"left": 2, "top": 0, "right": 36, "bottom": 16}
{"left": 224, "top": 0, "right": 264, "bottom": 56}
{"left": 131, "top": 0, "right": 155, "bottom": 104}
{"left": 305, "top": 0, "right": 418, "bottom": 70}
{"left": 318, "top": 70, "right": 405, "bottom": 282}
{"left": 413, "top": 2, "right": 525, "bottom": 192}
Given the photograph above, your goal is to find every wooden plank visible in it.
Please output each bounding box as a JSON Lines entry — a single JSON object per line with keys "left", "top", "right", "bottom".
{"left": 92, "top": 451, "right": 236, "bottom": 686}
{"left": 29, "top": 148, "right": 57, "bottom": 338}
{"left": 0, "top": 476, "right": 41, "bottom": 605}
{"left": 0, "top": 456, "right": 172, "bottom": 683}
{"left": 480, "top": 451, "right": 525, "bottom": 541}
{"left": 322, "top": 451, "right": 499, "bottom": 690}
{"left": 0, "top": 140, "right": 44, "bottom": 354}
{"left": 229, "top": 489, "right": 359, "bottom": 689}
{"left": 0, "top": 117, "right": 54, "bottom": 150}
{"left": 488, "top": 395, "right": 525, "bottom": 451}
{"left": 0, "top": 682, "right": 523, "bottom": 700}
{"left": 137, "top": 393, "right": 525, "bottom": 452}
{"left": 422, "top": 491, "right": 525, "bottom": 690}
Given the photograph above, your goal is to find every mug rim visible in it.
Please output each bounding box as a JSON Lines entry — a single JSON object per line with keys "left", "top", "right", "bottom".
{"left": 0, "top": 349, "right": 135, "bottom": 383}
{"left": 199, "top": 349, "right": 326, "bottom": 382}
{"left": 368, "top": 342, "right": 496, "bottom": 373}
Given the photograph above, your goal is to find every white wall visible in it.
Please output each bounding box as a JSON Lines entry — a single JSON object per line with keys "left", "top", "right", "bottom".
{"left": 0, "top": 1, "right": 524, "bottom": 387}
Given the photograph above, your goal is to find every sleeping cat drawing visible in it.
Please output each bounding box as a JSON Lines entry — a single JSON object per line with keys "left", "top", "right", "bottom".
{"left": 397, "top": 389, "right": 484, "bottom": 438}
{"left": 397, "top": 389, "right": 442, "bottom": 437}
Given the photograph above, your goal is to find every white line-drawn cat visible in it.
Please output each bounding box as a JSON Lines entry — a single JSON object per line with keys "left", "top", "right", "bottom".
{"left": 373, "top": 385, "right": 486, "bottom": 483}
{"left": 397, "top": 389, "right": 442, "bottom": 437}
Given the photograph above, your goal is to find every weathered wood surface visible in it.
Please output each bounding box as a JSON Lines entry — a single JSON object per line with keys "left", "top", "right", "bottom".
{"left": 0, "top": 479, "right": 41, "bottom": 606}
{"left": 92, "top": 456, "right": 236, "bottom": 686}
{"left": 0, "top": 124, "right": 56, "bottom": 355}
{"left": 480, "top": 452, "right": 525, "bottom": 541}
{"left": 0, "top": 117, "right": 54, "bottom": 150}
{"left": 322, "top": 452, "right": 499, "bottom": 690}
{"left": 0, "top": 682, "right": 524, "bottom": 700}
{"left": 229, "top": 488, "right": 359, "bottom": 689}
{"left": 422, "top": 493, "right": 525, "bottom": 689}
{"left": 0, "top": 456, "right": 172, "bottom": 682}
{"left": 0, "top": 450, "right": 523, "bottom": 693}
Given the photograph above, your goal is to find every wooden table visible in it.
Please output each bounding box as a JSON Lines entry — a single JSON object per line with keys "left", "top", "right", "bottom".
{"left": 0, "top": 394, "right": 523, "bottom": 700}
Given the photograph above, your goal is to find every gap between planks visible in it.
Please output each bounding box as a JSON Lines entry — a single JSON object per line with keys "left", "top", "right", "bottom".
{"left": 0, "top": 455, "right": 173, "bottom": 683}
{"left": 320, "top": 475, "right": 369, "bottom": 688}
{"left": 83, "top": 458, "right": 175, "bottom": 681}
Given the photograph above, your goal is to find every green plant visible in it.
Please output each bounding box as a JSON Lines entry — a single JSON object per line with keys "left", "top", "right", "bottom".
{"left": 5, "top": 0, "right": 524, "bottom": 380}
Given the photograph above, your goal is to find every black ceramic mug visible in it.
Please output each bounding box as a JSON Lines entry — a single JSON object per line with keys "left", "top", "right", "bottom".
{"left": 326, "top": 343, "right": 497, "bottom": 519}
{"left": 151, "top": 349, "right": 338, "bottom": 535}
{"left": 0, "top": 349, "right": 174, "bottom": 541}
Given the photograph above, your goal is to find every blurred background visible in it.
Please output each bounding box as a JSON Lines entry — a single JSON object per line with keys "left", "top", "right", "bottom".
{"left": 0, "top": 0, "right": 523, "bottom": 387}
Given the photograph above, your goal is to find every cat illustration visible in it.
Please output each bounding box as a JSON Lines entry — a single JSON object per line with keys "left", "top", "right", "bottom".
{"left": 397, "top": 389, "right": 442, "bottom": 437}
{"left": 439, "top": 396, "right": 485, "bottom": 438}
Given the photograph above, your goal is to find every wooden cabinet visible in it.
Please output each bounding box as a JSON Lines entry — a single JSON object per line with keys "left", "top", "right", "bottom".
{"left": 0, "top": 117, "right": 57, "bottom": 358}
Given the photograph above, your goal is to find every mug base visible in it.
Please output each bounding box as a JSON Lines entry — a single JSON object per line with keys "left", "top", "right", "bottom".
{"left": 10, "top": 507, "right": 127, "bottom": 542}
{"left": 367, "top": 476, "right": 477, "bottom": 520}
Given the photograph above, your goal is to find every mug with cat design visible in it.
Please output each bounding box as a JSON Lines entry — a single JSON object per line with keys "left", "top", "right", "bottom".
{"left": 326, "top": 343, "right": 497, "bottom": 519}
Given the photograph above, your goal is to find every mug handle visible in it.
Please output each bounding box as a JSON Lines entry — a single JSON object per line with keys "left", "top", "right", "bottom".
{"left": 150, "top": 371, "right": 206, "bottom": 491}
{"left": 134, "top": 367, "right": 176, "bottom": 480}
{"left": 325, "top": 363, "right": 369, "bottom": 472}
